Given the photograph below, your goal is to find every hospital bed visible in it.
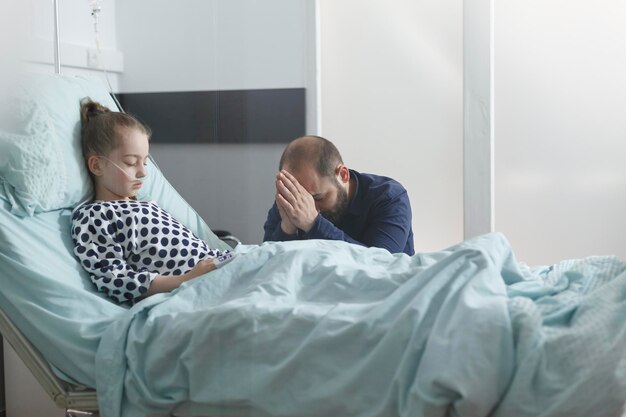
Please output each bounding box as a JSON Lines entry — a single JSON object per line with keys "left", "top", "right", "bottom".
{"left": 0, "top": 73, "right": 232, "bottom": 416}
{"left": 1, "top": 74, "right": 625, "bottom": 417}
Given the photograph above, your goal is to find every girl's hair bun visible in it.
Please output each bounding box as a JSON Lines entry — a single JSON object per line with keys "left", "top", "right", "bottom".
{"left": 80, "top": 97, "right": 110, "bottom": 125}
{"left": 79, "top": 96, "right": 151, "bottom": 160}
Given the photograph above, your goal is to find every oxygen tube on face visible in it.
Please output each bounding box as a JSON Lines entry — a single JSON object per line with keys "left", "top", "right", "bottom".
{"left": 99, "top": 156, "right": 147, "bottom": 181}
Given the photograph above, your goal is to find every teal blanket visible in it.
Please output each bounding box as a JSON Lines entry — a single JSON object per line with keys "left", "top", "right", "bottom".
{"left": 95, "top": 233, "right": 626, "bottom": 417}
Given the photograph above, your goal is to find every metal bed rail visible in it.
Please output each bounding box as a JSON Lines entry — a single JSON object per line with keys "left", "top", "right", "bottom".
{"left": 0, "top": 307, "right": 99, "bottom": 416}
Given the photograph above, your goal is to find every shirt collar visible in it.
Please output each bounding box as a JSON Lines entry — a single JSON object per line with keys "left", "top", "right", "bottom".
{"left": 346, "top": 169, "right": 362, "bottom": 215}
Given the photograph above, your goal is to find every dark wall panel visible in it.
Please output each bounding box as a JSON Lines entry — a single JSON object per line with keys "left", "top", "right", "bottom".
{"left": 117, "top": 89, "right": 305, "bottom": 144}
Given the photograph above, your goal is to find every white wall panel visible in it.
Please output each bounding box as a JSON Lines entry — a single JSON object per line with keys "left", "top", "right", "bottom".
{"left": 116, "top": 0, "right": 310, "bottom": 93}
{"left": 319, "top": 0, "right": 464, "bottom": 252}
{"left": 25, "top": 0, "right": 121, "bottom": 88}
{"left": 495, "top": 0, "right": 626, "bottom": 264}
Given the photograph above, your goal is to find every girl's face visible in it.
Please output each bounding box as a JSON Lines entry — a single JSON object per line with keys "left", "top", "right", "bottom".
{"left": 89, "top": 127, "right": 150, "bottom": 201}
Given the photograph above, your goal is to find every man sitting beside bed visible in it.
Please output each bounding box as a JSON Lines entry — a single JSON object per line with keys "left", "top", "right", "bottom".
{"left": 263, "top": 136, "right": 415, "bottom": 255}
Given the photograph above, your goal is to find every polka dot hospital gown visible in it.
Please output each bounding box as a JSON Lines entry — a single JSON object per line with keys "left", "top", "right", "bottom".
{"left": 71, "top": 200, "right": 228, "bottom": 303}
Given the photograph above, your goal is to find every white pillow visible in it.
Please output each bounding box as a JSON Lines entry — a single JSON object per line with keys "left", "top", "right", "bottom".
{"left": 0, "top": 73, "right": 118, "bottom": 216}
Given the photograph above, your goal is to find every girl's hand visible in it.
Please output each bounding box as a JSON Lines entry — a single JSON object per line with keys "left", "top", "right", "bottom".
{"left": 184, "top": 259, "right": 217, "bottom": 281}
{"left": 142, "top": 259, "right": 217, "bottom": 299}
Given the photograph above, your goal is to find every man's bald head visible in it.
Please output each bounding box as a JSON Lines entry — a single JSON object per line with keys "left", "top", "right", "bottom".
{"left": 279, "top": 136, "right": 344, "bottom": 178}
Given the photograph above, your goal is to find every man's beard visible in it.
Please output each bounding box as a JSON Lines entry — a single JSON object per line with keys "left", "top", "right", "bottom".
{"left": 320, "top": 180, "right": 349, "bottom": 226}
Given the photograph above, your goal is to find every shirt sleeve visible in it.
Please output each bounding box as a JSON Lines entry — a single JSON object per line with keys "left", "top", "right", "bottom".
{"left": 263, "top": 202, "right": 300, "bottom": 242}
{"left": 302, "top": 190, "right": 413, "bottom": 254}
{"left": 299, "top": 214, "right": 364, "bottom": 246}
{"left": 356, "top": 190, "right": 413, "bottom": 254}
{"left": 71, "top": 209, "right": 158, "bottom": 303}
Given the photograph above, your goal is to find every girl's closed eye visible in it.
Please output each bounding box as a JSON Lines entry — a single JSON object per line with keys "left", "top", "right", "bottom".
{"left": 124, "top": 160, "right": 147, "bottom": 167}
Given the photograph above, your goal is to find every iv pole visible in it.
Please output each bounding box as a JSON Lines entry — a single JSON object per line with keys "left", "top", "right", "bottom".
{"left": 53, "top": 0, "right": 61, "bottom": 74}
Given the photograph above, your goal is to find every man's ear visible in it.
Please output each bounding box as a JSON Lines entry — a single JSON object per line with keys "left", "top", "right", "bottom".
{"left": 336, "top": 164, "right": 350, "bottom": 184}
{"left": 87, "top": 155, "right": 104, "bottom": 177}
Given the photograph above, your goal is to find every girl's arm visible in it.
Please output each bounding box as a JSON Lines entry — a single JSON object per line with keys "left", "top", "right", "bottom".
{"left": 72, "top": 209, "right": 158, "bottom": 303}
{"left": 142, "top": 258, "right": 217, "bottom": 298}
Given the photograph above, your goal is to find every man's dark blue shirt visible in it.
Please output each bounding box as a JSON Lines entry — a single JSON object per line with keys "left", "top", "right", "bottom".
{"left": 263, "top": 170, "right": 414, "bottom": 255}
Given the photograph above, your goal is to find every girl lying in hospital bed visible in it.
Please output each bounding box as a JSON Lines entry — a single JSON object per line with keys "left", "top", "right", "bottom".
{"left": 71, "top": 99, "right": 234, "bottom": 303}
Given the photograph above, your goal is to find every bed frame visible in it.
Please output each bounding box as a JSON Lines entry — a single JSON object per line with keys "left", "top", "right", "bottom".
{"left": 0, "top": 308, "right": 99, "bottom": 417}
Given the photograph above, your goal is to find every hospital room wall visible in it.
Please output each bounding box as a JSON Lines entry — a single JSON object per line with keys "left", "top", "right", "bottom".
{"left": 320, "top": 0, "right": 626, "bottom": 261}
{"left": 27, "top": 0, "right": 465, "bottom": 250}
{"left": 318, "top": 0, "right": 465, "bottom": 252}
{"left": 494, "top": 0, "right": 626, "bottom": 264}
{"left": 115, "top": 0, "right": 316, "bottom": 244}
{"left": 23, "top": 0, "right": 626, "bottom": 261}
{"left": 25, "top": 0, "right": 121, "bottom": 89}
